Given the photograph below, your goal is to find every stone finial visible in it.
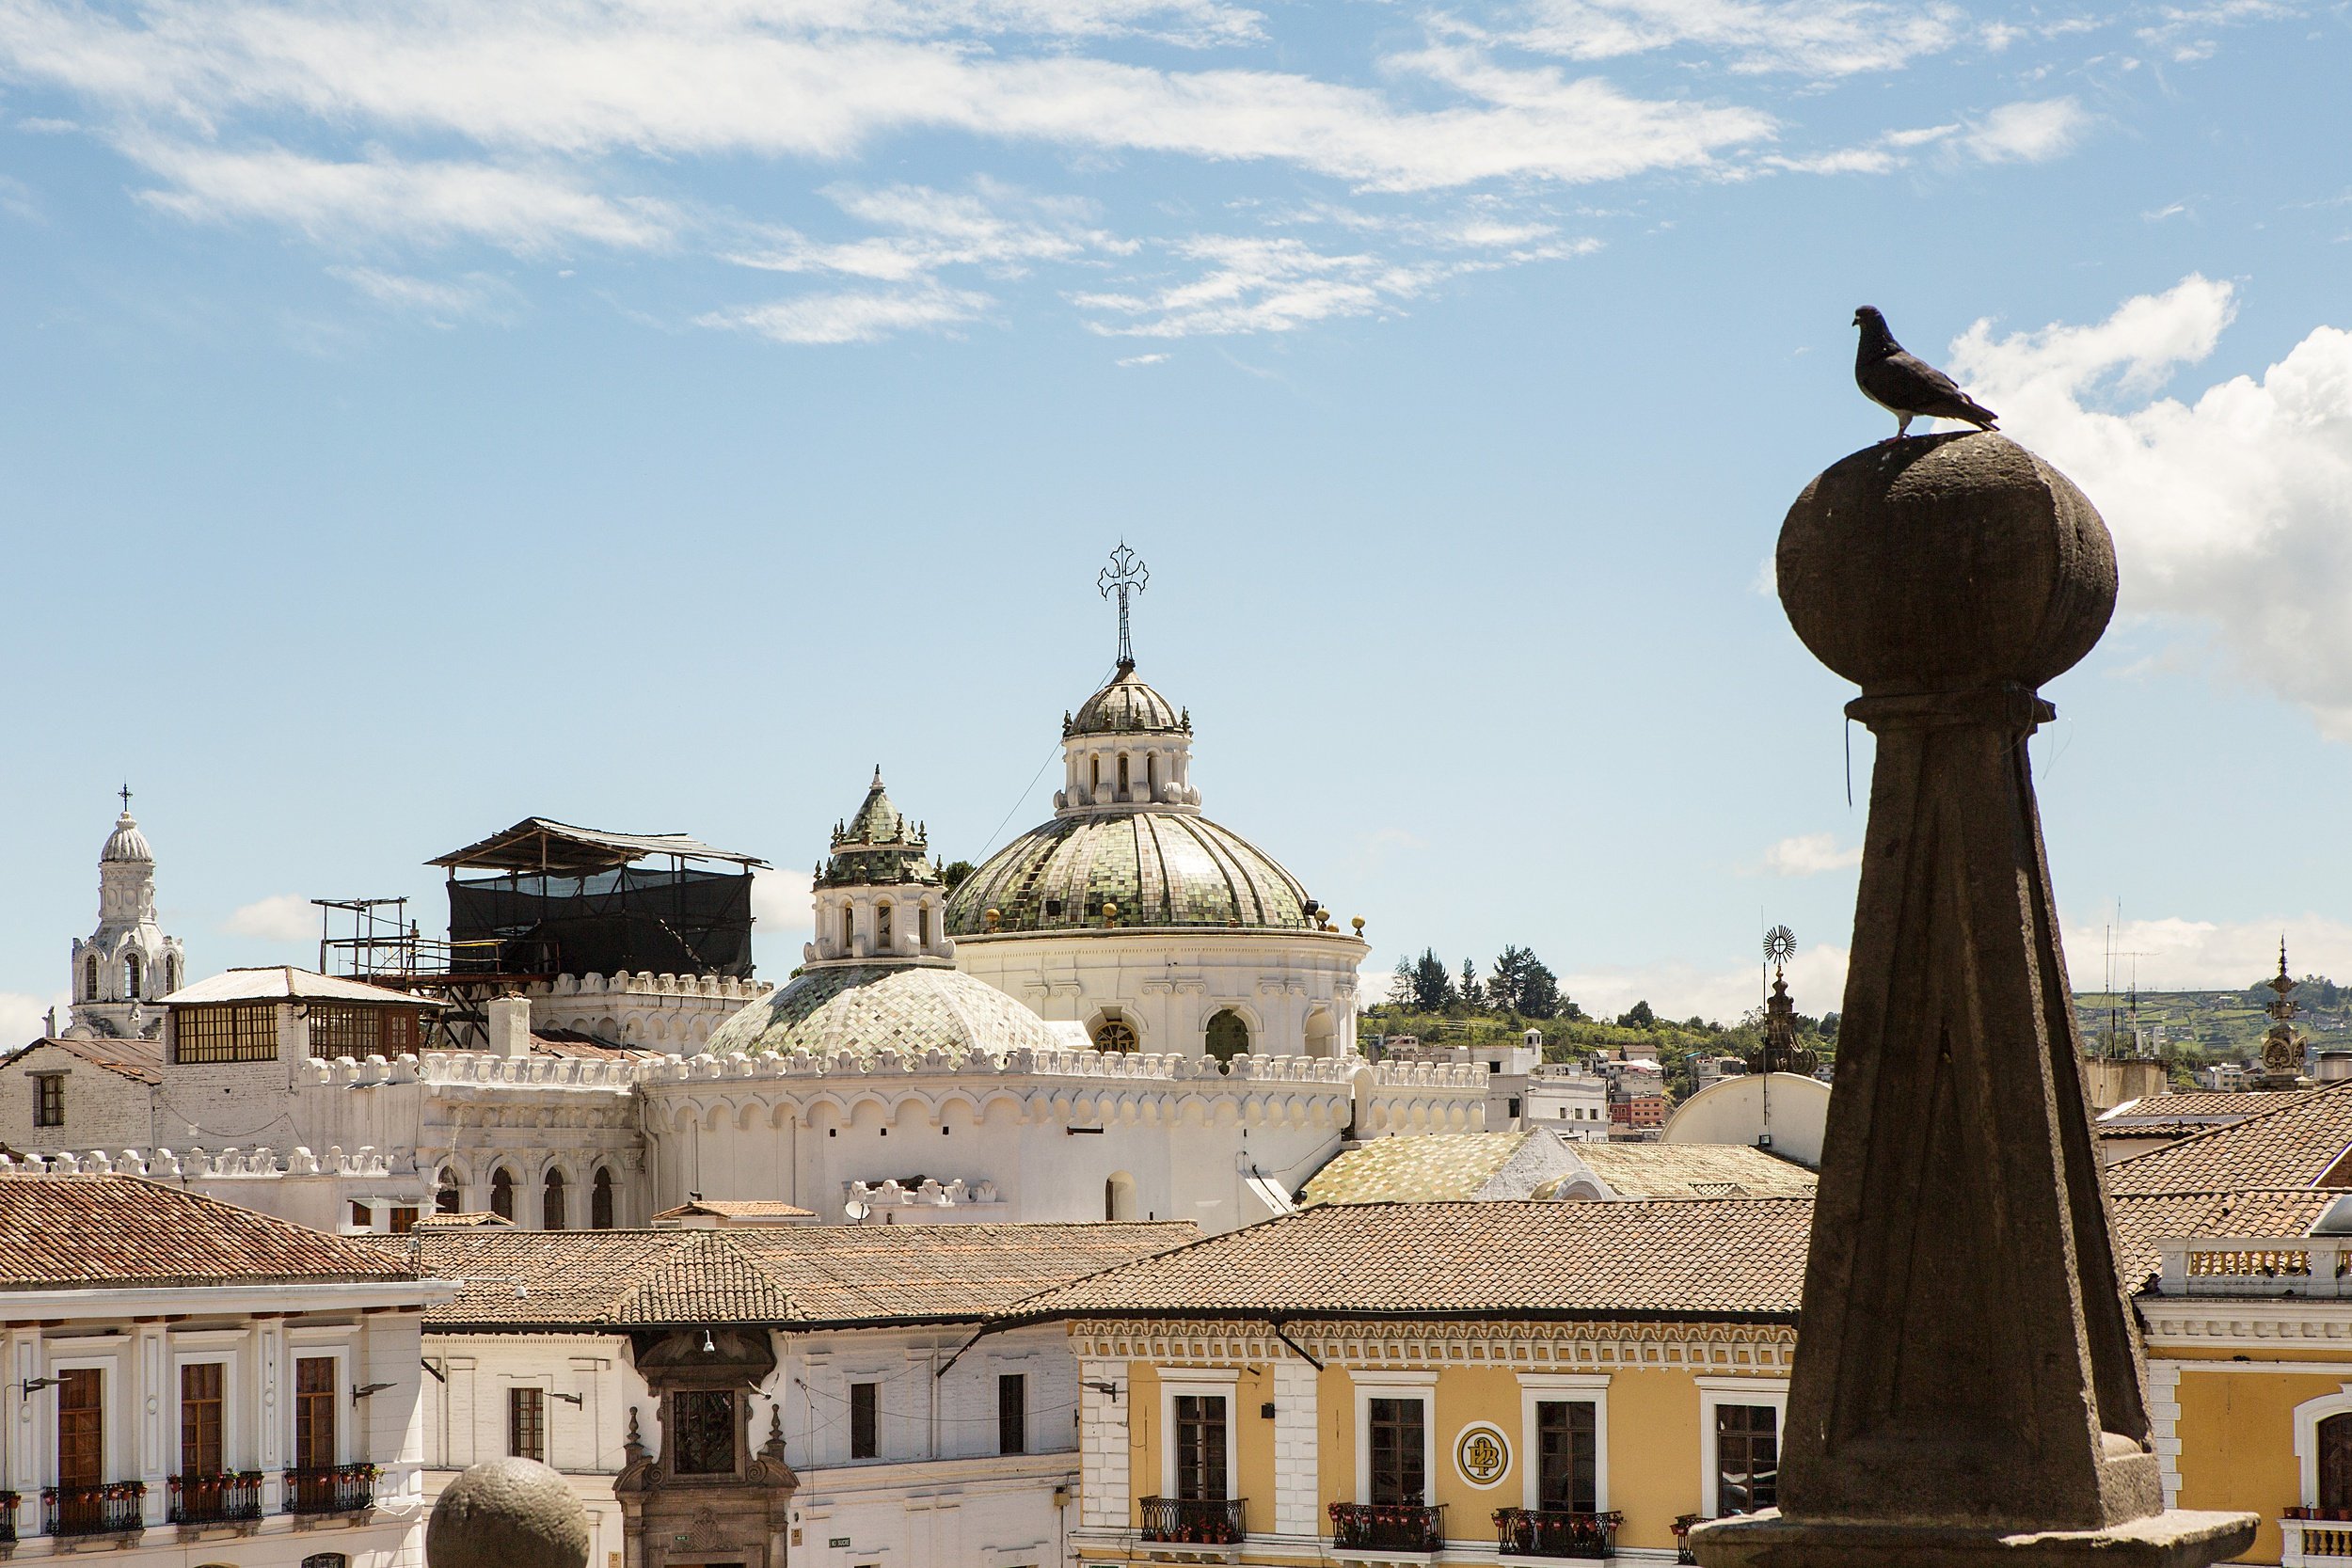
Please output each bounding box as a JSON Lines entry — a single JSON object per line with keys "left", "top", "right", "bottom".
{"left": 426, "top": 1458, "right": 590, "bottom": 1568}
{"left": 1693, "top": 434, "right": 2252, "bottom": 1568}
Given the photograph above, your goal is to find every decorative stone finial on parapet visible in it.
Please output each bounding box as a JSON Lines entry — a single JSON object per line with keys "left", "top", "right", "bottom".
{"left": 427, "top": 1458, "right": 591, "bottom": 1568}
{"left": 1691, "top": 434, "right": 2255, "bottom": 1568}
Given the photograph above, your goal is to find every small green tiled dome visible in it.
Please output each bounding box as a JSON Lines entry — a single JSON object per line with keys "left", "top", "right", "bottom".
{"left": 706, "top": 963, "right": 1070, "bottom": 1060}
{"left": 1064, "top": 665, "right": 1187, "bottom": 738}
{"left": 943, "top": 812, "right": 1312, "bottom": 935}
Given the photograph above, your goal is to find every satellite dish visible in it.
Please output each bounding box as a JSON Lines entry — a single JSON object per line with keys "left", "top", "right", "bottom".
{"left": 843, "top": 1199, "right": 870, "bottom": 1223}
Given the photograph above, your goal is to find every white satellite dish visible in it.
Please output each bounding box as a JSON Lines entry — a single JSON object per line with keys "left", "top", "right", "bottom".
{"left": 843, "top": 1199, "right": 871, "bottom": 1223}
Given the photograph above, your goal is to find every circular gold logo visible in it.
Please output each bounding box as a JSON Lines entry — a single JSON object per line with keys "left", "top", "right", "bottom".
{"left": 1455, "top": 1422, "right": 1510, "bottom": 1487}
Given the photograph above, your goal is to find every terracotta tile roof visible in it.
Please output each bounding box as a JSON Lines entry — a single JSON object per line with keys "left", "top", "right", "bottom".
{"left": 1564, "top": 1144, "right": 1819, "bottom": 1198}
{"left": 411, "top": 1212, "right": 515, "bottom": 1227}
{"left": 1009, "top": 1199, "right": 1811, "bottom": 1323}
{"left": 2106, "top": 1080, "right": 2352, "bottom": 1195}
{"left": 2107, "top": 1189, "right": 2338, "bottom": 1288}
{"left": 653, "top": 1199, "right": 818, "bottom": 1220}
{"left": 1301, "top": 1133, "right": 1554, "bottom": 1204}
{"left": 2105, "top": 1089, "right": 2324, "bottom": 1121}
{"left": 411, "top": 1221, "right": 1197, "bottom": 1329}
{"left": 3, "top": 1036, "right": 165, "bottom": 1084}
{"left": 531, "top": 1031, "right": 664, "bottom": 1060}
{"left": 0, "top": 1174, "right": 419, "bottom": 1291}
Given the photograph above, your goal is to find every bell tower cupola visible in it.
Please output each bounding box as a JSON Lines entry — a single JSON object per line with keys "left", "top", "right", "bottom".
{"left": 803, "top": 769, "right": 955, "bottom": 968}
{"left": 68, "top": 786, "right": 185, "bottom": 1039}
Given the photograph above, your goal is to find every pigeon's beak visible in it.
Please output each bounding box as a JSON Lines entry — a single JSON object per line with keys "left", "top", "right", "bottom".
{"left": 1851, "top": 310, "right": 1863, "bottom": 326}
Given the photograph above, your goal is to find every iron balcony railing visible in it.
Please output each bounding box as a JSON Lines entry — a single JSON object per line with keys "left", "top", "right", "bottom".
{"left": 168, "top": 1472, "right": 264, "bottom": 1526}
{"left": 1493, "top": 1507, "right": 1624, "bottom": 1560}
{"left": 1672, "top": 1513, "right": 1704, "bottom": 1565}
{"left": 42, "top": 1481, "right": 146, "bottom": 1537}
{"left": 283, "top": 1465, "right": 378, "bottom": 1515}
{"left": 1329, "top": 1501, "right": 1446, "bottom": 1553}
{"left": 0, "top": 1490, "right": 19, "bottom": 1546}
{"left": 1140, "top": 1497, "right": 1247, "bottom": 1545}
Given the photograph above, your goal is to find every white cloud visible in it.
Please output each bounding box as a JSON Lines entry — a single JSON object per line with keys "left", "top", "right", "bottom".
{"left": 128, "top": 142, "right": 675, "bottom": 252}
{"left": 727, "top": 181, "right": 1132, "bottom": 281}
{"left": 1961, "top": 97, "right": 2089, "bottom": 164}
{"left": 1565, "top": 942, "right": 1850, "bottom": 1024}
{"left": 327, "top": 265, "right": 517, "bottom": 323}
{"left": 1948, "top": 277, "right": 2352, "bottom": 737}
{"left": 0, "top": 990, "right": 68, "bottom": 1045}
{"left": 1760, "top": 832, "right": 1861, "bottom": 876}
{"left": 1117, "top": 352, "right": 1168, "bottom": 365}
{"left": 752, "top": 867, "right": 815, "bottom": 937}
{"left": 2061, "top": 915, "right": 2352, "bottom": 993}
{"left": 1513, "top": 0, "right": 1964, "bottom": 75}
{"left": 698, "top": 283, "right": 992, "bottom": 343}
{"left": 224, "top": 893, "right": 317, "bottom": 942}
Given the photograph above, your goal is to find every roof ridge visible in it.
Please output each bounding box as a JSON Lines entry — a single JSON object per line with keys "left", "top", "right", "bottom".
{"left": 2106, "top": 1075, "right": 2352, "bottom": 1186}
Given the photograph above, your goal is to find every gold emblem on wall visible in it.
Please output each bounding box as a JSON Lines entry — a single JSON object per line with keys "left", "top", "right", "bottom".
{"left": 1454, "top": 1422, "right": 1511, "bottom": 1488}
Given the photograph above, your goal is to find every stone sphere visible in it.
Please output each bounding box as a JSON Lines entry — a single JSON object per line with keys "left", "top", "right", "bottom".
{"left": 427, "top": 1458, "right": 590, "bottom": 1568}
{"left": 1777, "top": 433, "right": 2117, "bottom": 695}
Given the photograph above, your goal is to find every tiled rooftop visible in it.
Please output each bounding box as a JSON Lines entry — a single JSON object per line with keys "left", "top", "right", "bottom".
{"left": 944, "top": 812, "right": 1313, "bottom": 935}
{"left": 2101, "top": 1088, "right": 2323, "bottom": 1123}
{"left": 704, "top": 962, "right": 1073, "bottom": 1060}
{"left": 4, "top": 1035, "right": 165, "bottom": 1084}
{"left": 2106, "top": 1189, "right": 2339, "bottom": 1286}
{"left": 2106, "top": 1079, "right": 2352, "bottom": 1194}
{"left": 0, "top": 1174, "right": 418, "bottom": 1291}
{"left": 411, "top": 1220, "right": 1196, "bottom": 1328}
{"left": 1301, "top": 1133, "right": 1549, "bottom": 1204}
{"left": 1563, "top": 1143, "right": 1819, "bottom": 1198}
{"left": 1010, "top": 1199, "right": 1813, "bottom": 1323}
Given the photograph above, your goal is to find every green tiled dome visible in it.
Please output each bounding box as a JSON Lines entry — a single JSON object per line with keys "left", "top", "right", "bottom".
{"left": 1064, "top": 665, "right": 1187, "bottom": 737}
{"left": 706, "top": 964, "right": 1069, "bottom": 1060}
{"left": 944, "top": 812, "right": 1312, "bottom": 935}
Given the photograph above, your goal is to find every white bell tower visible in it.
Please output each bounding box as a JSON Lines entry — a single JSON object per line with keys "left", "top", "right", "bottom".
{"left": 68, "top": 787, "right": 185, "bottom": 1039}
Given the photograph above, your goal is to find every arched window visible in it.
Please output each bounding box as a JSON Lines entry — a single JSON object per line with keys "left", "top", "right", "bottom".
{"left": 435, "top": 1169, "right": 461, "bottom": 1214}
{"left": 124, "top": 953, "right": 142, "bottom": 1000}
{"left": 165, "top": 954, "right": 181, "bottom": 993}
{"left": 1090, "top": 1012, "right": 1138, "bottom": 1054}
{"left": 876, "top": 903, "right": 893, "bottom": 950}
{"left": 592, "top": 1167, "right": 615, "bottom": 1230}
{"left": 84, "top": 954, "right": 98, "bottom": 1001}
{"left": 1117, "top": 753, "right": 1130, "bottom": 795}
{"left": 1089, "top": 755, "right": 1101, "bottom": 792}
{"left": 1146, "top": 753, "right": 1156, "bottom": 794}
{"left": 917, "top": 905, "right": 931, "bottom": 948}
{"left": 1303, "top": 1010, "right": 1336, "bottom": 1059}
{"left": 842, "top": 907, "right": 855, "bottom": 953}
{"left": 1105, "top": 1171, "right": 1137, "bottom": 1222}
{"left": 490, "top": 1167, "right": 516, "bottom": 1222}
{"left": 2322, "top": 1413, "right": 2352, "bottom": 1513}
{"left": 542, "top": 1169, "right": 566, "bottom": 1230}
{"left": 1205, "top": 1009, "right": 1250, "bottom": 1065}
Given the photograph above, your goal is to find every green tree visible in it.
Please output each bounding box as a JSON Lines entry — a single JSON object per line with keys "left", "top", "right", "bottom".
{"left": 1408, "top": 949, "right": 1456, "bottom": 1010}
{"left": 1617, "top": 1000, "right": 1656, "bottom": 1029}
{"left": 1460, "top": 958, "right": 1485, "bottom": 1011}
{"left": 1518, "top": 961, "right": 1564, "bottom": 1021}
{"left": 941, "top": 860, "right": 977, "bottom": 892}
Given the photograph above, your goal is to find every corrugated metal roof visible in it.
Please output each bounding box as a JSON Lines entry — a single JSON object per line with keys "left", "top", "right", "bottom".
{"left": 158, "top": 967, "right": 448, "bottom": 1007}
{"left": 430, "top": 818, "right": 769, "bottom": 874}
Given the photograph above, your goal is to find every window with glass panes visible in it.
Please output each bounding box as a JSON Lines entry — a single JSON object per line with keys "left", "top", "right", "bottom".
{"left": 309, "top": 1005, "right": 421, "bottom": 1059}
{"left": 174, "top": 1003, "right": 279, "bottom": 1064}
{"left": 1536, "top": 1402, "right": 1597, "bottom": 1513}
{"left": 33, "top": 1073, "right": 63, "bottom": 1127}
{"left": 670, "top": 1390, "right": 737, "bottom": 1475}
{"left": 997, "top": 1374, "right": 1025, "bottom": 1456}
{"left": 1174, "top": 1395, "right": 1228, "bottom": 1500}
{"left": 2324, "top": 1414, "right": 2352, "bottom": 1514}
{"left": 1714, "top": 1404, "right": 1778, "bottom": 1516}
{"left": 294, "top": 1357, "right": 337, "bottom": 1468}
{"left": 509, "top": 1388, "right": 547, "bottom": 1463}
{"left": 57, "top": 1367, "right": 104, "bottom": 1487}
{"left": 1368, "top": 1398, "right": 1425, "bottom": 1505}
{"left": 181, "top": 1362, "right": 226, "bottom": 1475}
{"left": 850, "top": 1382, "right": 879, "bottom": 1459}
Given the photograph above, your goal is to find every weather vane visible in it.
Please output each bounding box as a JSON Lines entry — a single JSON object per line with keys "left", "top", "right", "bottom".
{"left": 1099, "top": 543, "right": 1148, "bottom": 670}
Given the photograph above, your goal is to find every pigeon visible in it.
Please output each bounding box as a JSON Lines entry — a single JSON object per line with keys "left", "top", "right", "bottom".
{"left": 1852, "top": 306, "right": 1999, "bottom": 439}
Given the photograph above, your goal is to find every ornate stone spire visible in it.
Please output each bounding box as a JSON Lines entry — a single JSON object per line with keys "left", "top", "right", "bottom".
{"left": 804, "top": 771, "right": 952, "bottom": 969}
{"left": 70, "top": 790, "right": 184, "bottom": 1039}
{"left": 2257, "top": 938, "right": 2310, "bottom": 1088}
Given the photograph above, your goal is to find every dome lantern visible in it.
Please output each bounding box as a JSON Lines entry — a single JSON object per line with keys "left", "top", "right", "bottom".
{"left": 804, "top": 770, "right": 952, "bottom": 968}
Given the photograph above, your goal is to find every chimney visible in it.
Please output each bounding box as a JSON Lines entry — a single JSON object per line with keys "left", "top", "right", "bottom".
{"left": 486, "top": 995, "right": 532, "bottom": 1058}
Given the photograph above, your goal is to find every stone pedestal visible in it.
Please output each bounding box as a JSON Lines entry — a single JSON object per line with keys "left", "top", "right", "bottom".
{"left": 1691, "top": 435, "right": 2254, "bottom": 1568}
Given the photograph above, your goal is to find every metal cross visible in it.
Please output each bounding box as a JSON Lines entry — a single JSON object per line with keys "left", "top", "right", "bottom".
{"left": 1098, "top": 543, "right": 1149, "bottom": 669}
{"left": 119, "top": 782, "right": 133, "bottom": 813}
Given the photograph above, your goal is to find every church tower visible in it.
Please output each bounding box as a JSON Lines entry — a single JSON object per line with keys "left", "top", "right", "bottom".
{"left": 68, "top": 789, "right": 185, "bottom": 1039}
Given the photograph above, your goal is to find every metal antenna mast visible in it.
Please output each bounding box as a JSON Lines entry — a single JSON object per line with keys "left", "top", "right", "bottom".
{"left": 1099, "top": 543, "right": 1149, "bottom": 670}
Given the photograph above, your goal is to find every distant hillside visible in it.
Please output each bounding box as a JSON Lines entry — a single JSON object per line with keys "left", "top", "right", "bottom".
{"left": 2074, "top": 982, "right": 2349, "bottom": 1063}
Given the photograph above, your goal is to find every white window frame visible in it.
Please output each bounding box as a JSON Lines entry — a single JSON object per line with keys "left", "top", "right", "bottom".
{"left": 1351, "top": 1370, "right": 1438, "bottom": 1506}
{"left": 44, "top": 1338, "right": 131, "bottom": 1485}
{"left": 2292, "top": 1383, "right": 2352, "bottom": 1506}
{"left": 1518, "top": 1372, "right": 1611, "bottom": 1513}
{"left": 169, "top": 1334, "right": 249, "bottom": 1477}
{"left": 1157, "top": 1367, "right": 1240, "bottom": 1502}
{"left": 1694, "top": 1376, "right": 1788, "bottom": 1520}
{"left": 284, "top": 1342, "right": 354, "bottom": 1467}
{"left": 502, "top": 1374, "right": 555, "bottom": 1465}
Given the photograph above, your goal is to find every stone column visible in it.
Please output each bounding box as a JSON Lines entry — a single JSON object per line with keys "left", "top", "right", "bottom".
{"left": 1692, "top": 436, "right": 2255, "bottom": 1568}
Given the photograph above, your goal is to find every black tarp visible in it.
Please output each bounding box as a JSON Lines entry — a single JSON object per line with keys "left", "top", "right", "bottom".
{"left": 447, "top": 866, "right": 756, "bottom": 978}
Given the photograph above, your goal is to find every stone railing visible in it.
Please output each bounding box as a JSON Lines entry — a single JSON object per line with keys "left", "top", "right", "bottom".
{"left": 641, "top": 1046, "right": 1482, "bottom": 1088}
{"left": 418, "top": 1052, "right": 643, "bottom": 1088}
{"left": 530, "top": 971, "right": 771, "bottom": 1001}
{"left": 0, "top": 1145, "right": 393, "bottom": 1180}
{"left": 847, "top": 1177, "right": 1004, "bottom": 1209}
{"left": 2281, "top": 1514, "right": 2352, "bottom": 1563}
{"left": 2155, "top": 1237, "right": 2352, "bottom": 1297}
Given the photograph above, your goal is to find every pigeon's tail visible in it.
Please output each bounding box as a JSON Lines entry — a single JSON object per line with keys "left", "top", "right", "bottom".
{"left": 1954, "top": 393, "right": 1999, "bottom": 431}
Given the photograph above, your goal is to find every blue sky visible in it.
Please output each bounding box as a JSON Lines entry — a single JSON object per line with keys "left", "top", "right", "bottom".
{"left": 3, "top": 0, "right": 2350, "bottom": 1037}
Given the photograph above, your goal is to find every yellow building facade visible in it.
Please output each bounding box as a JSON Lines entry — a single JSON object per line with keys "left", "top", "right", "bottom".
{"left": 1011, "top": 1199, "right": 1810, "bottom": 1566}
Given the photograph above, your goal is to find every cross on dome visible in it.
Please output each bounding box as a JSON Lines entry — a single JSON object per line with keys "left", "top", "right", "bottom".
{"left": 1098, "top": 543, "right": 1148, "bottom": 671}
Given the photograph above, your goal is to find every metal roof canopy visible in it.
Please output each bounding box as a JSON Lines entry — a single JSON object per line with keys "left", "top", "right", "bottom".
{"left": 428, "top": 818, "right": 770, "bottom": 877}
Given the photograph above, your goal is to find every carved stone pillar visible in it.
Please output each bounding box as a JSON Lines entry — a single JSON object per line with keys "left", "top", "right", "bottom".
{"left": 1692, "top": 435, "right": 2255, "bottom": 1568}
